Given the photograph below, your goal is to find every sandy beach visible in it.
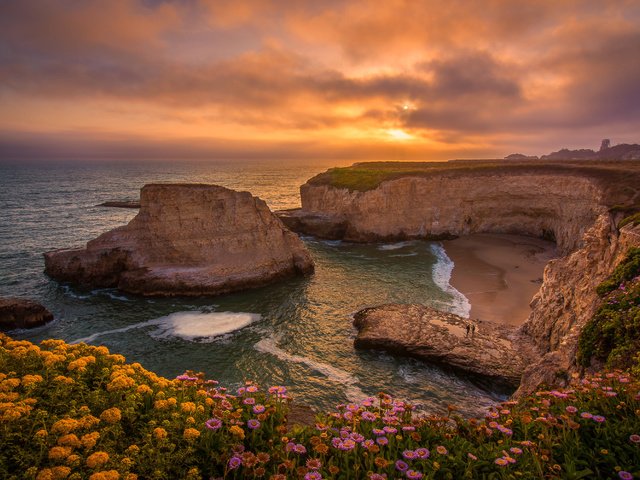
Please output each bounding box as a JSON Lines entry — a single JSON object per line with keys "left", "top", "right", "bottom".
{"left": 442, "top": 234, "right": 557, "bottom": 326}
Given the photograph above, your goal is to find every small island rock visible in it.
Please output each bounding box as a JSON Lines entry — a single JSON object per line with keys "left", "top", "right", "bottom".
{"left": 44, "top": 184, "right": 314, "bottom": 296}
{"left": 0, "top": 298, "right": 54, "bottom": 330}
{"left": 353, "top": 304, "right": 528, "bottom": 389}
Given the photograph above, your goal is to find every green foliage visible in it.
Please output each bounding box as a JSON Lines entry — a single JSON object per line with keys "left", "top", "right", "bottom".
{"left": 595, "top": 248, "right": 640, "bottom": 296}
{"left": 578, "top": 248, "right": 640, "bottom": 371}
{"left": 619, "top": 212, "right": 640, "bottom": 229}
{"left": 2, "top": 335, "right": 640, "bottom": 479}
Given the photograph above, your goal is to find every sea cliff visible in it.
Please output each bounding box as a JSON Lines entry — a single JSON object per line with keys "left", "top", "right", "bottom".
{"left": 283, "top": 160, "right": 640, "bottom": 393}
{"left": 44, "top": 184, "right": 314, "bottom": 296}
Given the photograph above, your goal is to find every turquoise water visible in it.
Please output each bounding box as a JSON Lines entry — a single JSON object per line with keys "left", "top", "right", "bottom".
{"left": 0, "top": 160, "right": 503, "bottom": 415}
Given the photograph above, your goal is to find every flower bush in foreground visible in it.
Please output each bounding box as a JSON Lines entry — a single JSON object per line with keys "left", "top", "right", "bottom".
{"left": 1, "top": 333, "right": 639, "bottom": 479}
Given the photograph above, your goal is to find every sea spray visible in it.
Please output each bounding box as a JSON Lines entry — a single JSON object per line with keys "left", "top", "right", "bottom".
{"left": 73, "top": 311, "right": 260, "bottom": 344}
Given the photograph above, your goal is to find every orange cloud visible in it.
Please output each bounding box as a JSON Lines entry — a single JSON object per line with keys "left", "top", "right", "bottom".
{"left": 0, "top": 0, "right": 639, "bottom": 160}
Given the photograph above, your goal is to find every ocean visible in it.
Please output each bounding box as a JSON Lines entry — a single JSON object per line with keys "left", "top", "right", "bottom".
{"left": 0, "top": 160, "right": 502, "bottom": 415}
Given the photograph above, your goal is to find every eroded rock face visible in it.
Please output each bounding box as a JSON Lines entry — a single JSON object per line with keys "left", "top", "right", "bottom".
{"left": 353, "top": 304, "right": 530, "bottom": 389}
{"left": 515, "top": 219, "right": 640, "bottom": 396}
{"left": 298, "top": 173, "right": 607, "bottom": 253}
{"left": 297, "top": 167, "right": 640, "bottom": 395}
{"left": 0, "top": 298, "right": 54, "bottom": 330}
{"left": 44, "top": 184, "right": 314, "bottom": 296}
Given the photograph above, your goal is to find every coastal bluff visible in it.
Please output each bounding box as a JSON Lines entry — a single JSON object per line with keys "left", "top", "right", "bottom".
{"left": 353, "top": 304, "right": 528, "bottom": 389}
{"left": 44, "top": 184, "right": 314, "bottom": 296}
{"left": 283, "top": 160, "right": 640, "bottom": 394}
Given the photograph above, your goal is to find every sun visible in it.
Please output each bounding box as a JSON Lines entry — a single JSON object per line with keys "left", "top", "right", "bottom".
{"left": 385, "top": 128, "right": 414, "bottom": 141}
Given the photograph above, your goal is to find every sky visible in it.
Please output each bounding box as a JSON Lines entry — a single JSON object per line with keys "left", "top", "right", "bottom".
{"left": 1, "top": 0, "right": 639, "bottom": 161}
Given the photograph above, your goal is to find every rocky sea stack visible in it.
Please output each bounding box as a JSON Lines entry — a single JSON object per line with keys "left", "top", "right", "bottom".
{"left": 0, "top": 297, "right": 54, "bottom": 330}
{"left": 44, "top": 184, "right": 314, "bottom": 296}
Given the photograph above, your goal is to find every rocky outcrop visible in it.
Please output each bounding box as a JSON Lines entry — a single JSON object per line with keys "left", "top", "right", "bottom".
{"left": 0, "top": 298, "right": 53, "bottom": 330}
{"left": 294, "top": 161, "right": 640, "bottom": 394}
{"left": 297, "top": 173, "right": 607, "bottom": 253}
{"left": 44, "top": 184, "right": 314, "bottom": 296}
{"left": 515, "top": 219, "right": 640, "bottom": 396}
{"left": 353, "top": 304, "right": 530, "bottom": 389}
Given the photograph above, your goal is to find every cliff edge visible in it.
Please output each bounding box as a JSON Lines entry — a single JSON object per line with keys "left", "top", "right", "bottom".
{"left": 44, "top": 184, "right": 314, "bottom": 296}
{"left": 285, "top": 160, "right": 640, "bottom": 393}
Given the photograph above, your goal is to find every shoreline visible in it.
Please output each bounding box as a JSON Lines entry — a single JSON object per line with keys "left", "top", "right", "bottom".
{"left": 442, "top": 233, "right": 557, "bottom": 326}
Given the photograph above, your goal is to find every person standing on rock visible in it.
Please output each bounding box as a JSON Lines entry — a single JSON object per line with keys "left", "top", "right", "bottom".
{"left": 471, "top": 323, "right": 476, "bottom": 337}
{"left": 465, "top": 323, "right": 471, "bottom": 336}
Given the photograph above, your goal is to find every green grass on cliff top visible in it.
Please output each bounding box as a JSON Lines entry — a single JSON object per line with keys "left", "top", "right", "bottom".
{"left": 307, "top": 160, "right": 640, "bottom": 211}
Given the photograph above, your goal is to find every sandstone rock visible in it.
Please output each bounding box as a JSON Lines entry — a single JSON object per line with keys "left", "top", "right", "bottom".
{"left": 44, "top": 184, "right": 314, "bottom": 296}
{"left": 353, "top": 304, "right": 529, "bottom": 389}
{"left": 298, "top": 173, "right": 608, "bottom": 253}
{"left": 0, "top": 298, "right": 54, "bottom": 330}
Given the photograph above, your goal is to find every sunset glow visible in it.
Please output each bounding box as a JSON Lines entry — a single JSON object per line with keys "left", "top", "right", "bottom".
{"left": 1, "top": 0, "right": 639, "bottom": 160}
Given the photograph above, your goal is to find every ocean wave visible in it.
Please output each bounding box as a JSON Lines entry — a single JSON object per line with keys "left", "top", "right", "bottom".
{"left": 430, "top": 243, "right": 471, "bottom": 318}
{"left": 378, "top": 241, "right": 415, "bottom": 251}
{"left": 72, "top": 311, "right": 260, "bottom": 345}
{"left": 254, "top": 336, "right": 367, "bottom": 402}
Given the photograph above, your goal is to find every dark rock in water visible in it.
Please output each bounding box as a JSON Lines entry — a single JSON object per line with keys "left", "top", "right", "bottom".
{"left": 0, "top": 298, "right": 54, "bottom": 330}
{"left": 353, "top": 304, "right": 530, "bottom": 389}
{"left": 97, "top": 201, "right": 141, "bottom": 209}
{"left": 45, "top": 184, "right": 314, "bottom": 296}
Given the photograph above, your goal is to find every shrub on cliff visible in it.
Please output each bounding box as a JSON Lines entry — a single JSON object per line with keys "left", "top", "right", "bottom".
{"left": 579, "top": 248, "right": 640, "bottom": 373}
{"left": 1, "top": 333, "right": 639, "bottom": 479}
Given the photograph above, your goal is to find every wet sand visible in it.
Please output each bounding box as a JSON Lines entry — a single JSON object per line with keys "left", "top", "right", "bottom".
{"left": 442, "top": 234, "right": 557, "bottom": 326}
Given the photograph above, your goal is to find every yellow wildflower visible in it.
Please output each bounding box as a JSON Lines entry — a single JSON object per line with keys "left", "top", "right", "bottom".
{"left": 154, "top": 400, "right": 168, "bottom": 410}
{"left": 197, "top": 405, "right": 205, "bottom": 414}
{"left": 167, "top": 397, "right": 177, "bottom": 407}
{"left": 229, "top": 425, "right": 245, "bottom": 439}
{"left": 95, "top": 346, "right": 110, "bottom": 356}
{"left": 79, "top": 414, "right": 100, "bottom": 429}
{"left": 186, "top": 416, "right": 195, "bottom": 424}
{"left": 153, "top": 427, "right": 168, "bottom": 440}
{"left": 100, "top": 407, "right": 122, "bottom": 424}
{"left": 57, "top": 434, "right": 81, "bottom": 448}
{"left": 22, "top": 374, "right": 44, "bottom": 387}
{"left": 183, "top": 428, "right": 201, "bottom": 441}
{"left": 36, "top": 469, "right": 54, "bottom": 480}
{"left": 86, "top": 451, "right": 110, "bottom": 469}
{"left": 125, "top": 475, "right": 138, "bottom": 480}
{"left": 51, "top": 418, "right": 79, "bottom": 435}
{"left": 81, "top": 432, "right": 100, "bottom": 449}
{"left": 67, "top": 359, "right": 88, "bottom": 372}
{"left": 51, "top": 466, "right": 71, "bottom": 479}
{"left": 66, "top": 455, "right": 80, "bottom": 466}
{"left": 121, "top": 457, "right": 134, "bottom": 467}
{"left": 35, "top": 429, "right": 48, "bottom": 439}
{"left": 126, "top": 445, "right": 139, "bottom": 454}
{"left": 48, "top": 446, "right": 72, "bottom": 461}
{"left": 106, "top": 375, "right": 135, "bottom": 391}
{"left": 41, "top": 339, "right": 66, "bottom": 349}
{"left": 53, "top": 375, "right": 75, "bottom": 385}
{"left": 107, "top": 354, "right": 126, "bottom": 364}
{"left": 0, "top": 378, "right": 21, "bottom": 392}
{"left": 180, "top": 402, "right": 196, "bottom": 413}
{"left": 89, "top": 471, "right": 120, "bottom": 480}
{"left": 44, "top": 354, "right": 67, "bottom": 367}
{"left": 136, "top": 385, "right": 152, "bottom": 395}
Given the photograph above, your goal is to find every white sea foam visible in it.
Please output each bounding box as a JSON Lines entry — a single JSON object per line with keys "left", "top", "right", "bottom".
{"left": 254, "top": 336, "right": 367, "bottom": 402}
{"left": 388, "top": 252, "right": 419, "bottom": 258}
{"left": 378, "top": 241, "right": 414, "bottom": 251}
{"left": 430, "top": 243, "right": 471, "bottom": 318}
{"left": 73, "top": 311, "right": 260, "bottom": 345}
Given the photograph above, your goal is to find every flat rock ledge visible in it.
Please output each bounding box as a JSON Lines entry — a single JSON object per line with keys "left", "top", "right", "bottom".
{"left": 353, "top": 304, "right": 529, "bottom": 390}
{"left": 45, "top": 184, "right": 314, "bottom": 296}
{"left": 0, "top": 298, "right": 54, "bottom": 330}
